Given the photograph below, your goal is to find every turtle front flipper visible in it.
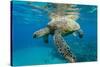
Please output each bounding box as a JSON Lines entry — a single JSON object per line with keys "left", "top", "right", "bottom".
{"left": 53, "top": 29, "right": 76, "bottom": 63}
{"left": 33, "top": 27, "right": 50, "bottom": 38}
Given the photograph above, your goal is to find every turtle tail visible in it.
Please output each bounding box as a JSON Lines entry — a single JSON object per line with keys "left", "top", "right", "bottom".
{"left": 33, "top": 26, "right": 50, "bottom": 38}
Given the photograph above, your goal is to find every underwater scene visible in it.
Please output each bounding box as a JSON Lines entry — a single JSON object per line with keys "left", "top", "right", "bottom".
{"left": 11, "top": 1, "right": 97, "bottom": 66}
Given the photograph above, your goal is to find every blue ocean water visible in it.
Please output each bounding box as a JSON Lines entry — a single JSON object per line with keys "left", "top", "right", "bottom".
{"left": 11, "top": 1, "right": 97, "bottom": 66}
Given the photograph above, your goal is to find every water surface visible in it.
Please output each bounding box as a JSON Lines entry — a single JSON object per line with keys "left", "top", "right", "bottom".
{"left": 11, "top": 1, "right": 97, "bottom": 66}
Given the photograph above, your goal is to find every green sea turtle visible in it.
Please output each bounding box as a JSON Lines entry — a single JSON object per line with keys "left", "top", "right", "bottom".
{"left": 32, "top": 3, "right": 84, "bottom": 63}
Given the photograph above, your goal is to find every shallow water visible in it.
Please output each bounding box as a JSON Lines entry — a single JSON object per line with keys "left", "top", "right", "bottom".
{"left": 11, "top": 1, "right": 97, "bottom": 66}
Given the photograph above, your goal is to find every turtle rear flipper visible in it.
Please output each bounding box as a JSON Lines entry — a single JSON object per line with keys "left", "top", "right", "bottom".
{"left": 77, "top": 29, "right": 84, "bottom": 38}
{"left": 33, "top": 27, "right": 50, "bottom": 38}
{"left": 53, "top": 29, "right": 76, "bottom": 63}
{"left": 73, "top": 29, "right": 84, "bottom": 38}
